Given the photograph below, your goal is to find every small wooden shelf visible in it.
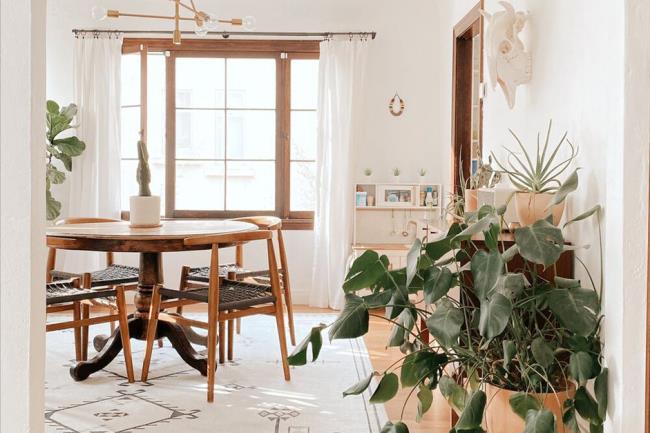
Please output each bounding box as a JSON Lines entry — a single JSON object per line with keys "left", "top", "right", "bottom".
{"left": 355, "top": 206, "right": 441, "bottom": 211}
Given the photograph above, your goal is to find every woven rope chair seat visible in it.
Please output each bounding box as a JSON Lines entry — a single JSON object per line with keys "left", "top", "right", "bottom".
{"left": 51, "top": 264, "right": 139, "bottom": 287}
{"left": 46, "top": 281, "right": 118, "bottom": 306}
{"left": 187, "top": 265, "right": 283, "bottom": 284}
{"left": 159, "top": 279, "right": 275, "bottom": 311}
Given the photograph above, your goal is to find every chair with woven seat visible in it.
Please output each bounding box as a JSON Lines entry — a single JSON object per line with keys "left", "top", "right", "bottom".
{"left": 46, "top": 279, "right": 135, "bottom": 382}
{"left": 180, "top": 216, "right": 296, "bottom": 363}
{"left": 141, "top": 229, "right": 290, "bottom": 402}
{"left": 47, "top": 217, "right": 140, "bottom": 359}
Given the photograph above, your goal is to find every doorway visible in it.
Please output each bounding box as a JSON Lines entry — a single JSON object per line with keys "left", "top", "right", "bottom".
{"left": 451, "top": 1, "right": 484, "bottom": 196}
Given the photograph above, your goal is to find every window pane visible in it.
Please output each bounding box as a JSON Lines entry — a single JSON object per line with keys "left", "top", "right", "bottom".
{"left": 291, "top": 59, "right": 319, "bottom": 110}
{"left": 176, "top": 110, "right": 225, "bottom": 159}
{"left": 121, "top": 54, "right": 140, "bottom": 106}
{"left": 147, "top": 54, "right": 166, "bottom": 160}
{"left": 176, "top": 58, "right": 225, "bottom": 108}
{"left": 291, "top": 162, "right": 316, "bottom": 211}
{"left": 291, "top": 111, "right": 317, "bottom": 160}
{"left": 227, "top": 59, "right": 276, "bottom": 109}
{"left": 176, "top": 161, "right": 225, "bottom": 210}
{"left": 227, "top": 110, "right": 275, "bottom": 160}
{"left": 120, "top": 159, "right": 166, "bottom": 212}
{"left": 226, "top": 161, "right": 275, "bottom": 210}
{"left": 121, "top": 106, "right": 140, "bottom": 159}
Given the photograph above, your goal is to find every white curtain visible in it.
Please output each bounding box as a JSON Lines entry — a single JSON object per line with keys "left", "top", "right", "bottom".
{"left": 64, "top": 35, "right": 123, "bottom": 272}
{"left": 310, "top": 38, "right": 369, "bottom": 309}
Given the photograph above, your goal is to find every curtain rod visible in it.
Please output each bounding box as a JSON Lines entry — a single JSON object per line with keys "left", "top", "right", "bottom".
{"left": 72, "top": 29, "right": 376, "bottom": 40}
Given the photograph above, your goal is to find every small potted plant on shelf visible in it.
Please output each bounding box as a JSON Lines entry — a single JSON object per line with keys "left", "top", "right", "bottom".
{"left": 289, "top": 177, "right": 605, "bottom": 433}
{"left": 492, "top": 120, "right": 578, "bottom": 226}
{"left": 418, "top": 168, "right": 427, "bottom": 182}
{"left": 463, "top": 152, "right": 496, "bottom": 212}
{"left": 392, "top": 167, "right": 401, "bottom": 183}
{"left": 45, "top": 100, "right": 86, "bottom": 221}
{"left": 129, "top": 136, "right": 161, "bottom": 228}
{"left": 363, "top": 168, "right": 373, "bottom": 182}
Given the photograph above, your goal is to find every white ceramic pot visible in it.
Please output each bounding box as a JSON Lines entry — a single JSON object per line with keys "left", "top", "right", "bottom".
{"left": 514, "top": 192, "right": 565, "bottom": 226}
{"left": 129, "top": 195, "right": 161, "bottom": 228}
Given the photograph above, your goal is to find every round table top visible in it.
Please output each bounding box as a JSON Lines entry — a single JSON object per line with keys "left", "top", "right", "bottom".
{"left": 46, "top": 220, "right": 258, "bottom": 253}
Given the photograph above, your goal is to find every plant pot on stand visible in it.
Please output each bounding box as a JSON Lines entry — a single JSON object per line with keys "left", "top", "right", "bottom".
{"left": 514, "top": 192, "right": 565, "bottom": 226}
{"left": 464, "top": 189, "right": 478, "bottom": 212}
{"left": 129, "top": 138, "right": 161, "bottom": 228}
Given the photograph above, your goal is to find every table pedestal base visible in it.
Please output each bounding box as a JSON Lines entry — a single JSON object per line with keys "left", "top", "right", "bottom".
{"left": 70, "top": 317, "right": 208, "bottom": 381}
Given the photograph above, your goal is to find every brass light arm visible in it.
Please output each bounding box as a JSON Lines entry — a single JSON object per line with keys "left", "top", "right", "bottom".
{"left": 107, "top": 10, "right": 196, "bottom": 21}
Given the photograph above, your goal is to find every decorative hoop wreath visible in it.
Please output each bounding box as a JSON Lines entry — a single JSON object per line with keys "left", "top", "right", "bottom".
{"left": 388, "top": 93, "right": 405, "bottom": 116}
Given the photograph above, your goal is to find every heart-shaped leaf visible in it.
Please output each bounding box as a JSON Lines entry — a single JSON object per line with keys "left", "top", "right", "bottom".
{"left": 416, "top": 384, "right": 433, "bottom": 422}
{"left": 380, "top": 421, "right": 409, "bottom": 433}
{"left": 423, "top": 266, "right": 453, "bottom": 305}
{"left": 531, "top": 338, "right": 555, "bottom": 371}
{"left": 439, "top": 375, "right": 468, "bottom": 414}
{"left": 426, "top": 299, "right": 464, "bottom": 348}
{"left": 523, "top": 408, "right": 556, "bottom": 433}
{"left": 343, "top": 372, "right": 376, "bottom": 397}
{"left": 509, "top": 393, "right": 541, "bottom": 420}
{"left": 329, "top": 294, "right": 369, "bottom": 340}
{"left": 594, "top": 368, "right": 608, "bottom": 421}
{"left": 387, "top": 308, "right": 416, "bottom": 347}
{"left": 455, "top": 390, "right": 486, "bottom": 430}
{"left": 574, "top": 386, "right": 600, "bottom": 424}
{"left": 569, "top": 351, "right": 595, "bottom": 386}
{"left": 479, "top": 293, "right": 512, "bottom": 340}
{"left": 405, "top": 239, "right": 422, "bottom": 287}
{"left": 547, "top": 288, "right": 599, "bottom": 336}
{"left": 515, "top": 219, "right": 564, "bottom": 268}
{"left": 503, "top": 340, "right": 516, "bottom": 368}
{"left": 495, "top": 273, "right": 527, "bottom": 299}
{"left": 471, "top": 250, "right": 504, "bottom": 299}
{"left": 369, "top": 372, "right": 399, "bottom": 403}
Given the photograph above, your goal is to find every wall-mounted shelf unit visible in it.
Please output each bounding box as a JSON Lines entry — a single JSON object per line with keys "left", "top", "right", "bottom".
{"left": 352, "top": 182, "right": 445, "bottom": 269}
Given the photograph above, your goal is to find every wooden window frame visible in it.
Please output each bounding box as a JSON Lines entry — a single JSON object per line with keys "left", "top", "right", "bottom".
{"left": 121, "top": 38, "right": 319, "bottom": 230}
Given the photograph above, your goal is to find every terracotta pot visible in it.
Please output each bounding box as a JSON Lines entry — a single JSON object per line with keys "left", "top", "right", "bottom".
{"left": 465, "top": 189, "right": 478, "bottom": 212}
{"left": 514, "top": 192, "right": 565, "bottom": 226}
{"left": 484, "top": 384, "right": 574, "bottom": 433}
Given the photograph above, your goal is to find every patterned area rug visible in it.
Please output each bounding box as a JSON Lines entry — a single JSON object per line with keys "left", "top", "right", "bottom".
{"left": 45, "top": 313, "right": 387, "bottom": 433}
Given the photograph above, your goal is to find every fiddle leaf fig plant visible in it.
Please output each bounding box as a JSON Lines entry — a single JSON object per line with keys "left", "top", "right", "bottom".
{"left": 46, "top": 100, "right": 86, "bottom": 220}
{"left": 290, "top": 176, "right": 606, "bottom": 433}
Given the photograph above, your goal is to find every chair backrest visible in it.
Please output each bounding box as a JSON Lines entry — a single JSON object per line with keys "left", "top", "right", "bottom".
{"left": 229, "top": 216, "right": 289, "bottom": 274}
{"left": 47, "top": 217, "right": 123, "bottom": 282}
{"left": 231, "top": 216, "right": 282, "bottom": 231}
{"left": 184, "top": 230, "right": 273, "bottom": 247}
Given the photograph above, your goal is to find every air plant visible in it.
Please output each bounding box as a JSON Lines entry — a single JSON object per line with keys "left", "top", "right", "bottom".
{"left": 491, "top": 120, "right": 578, "bottom": 193}
{"left": 363, "top": 168, "right": 373, "bottom": 177}
{"left": 392, "top": 168, "right": 401, "bottom": 176}
{"left": 418, "top": 168, "right": 427, "bottom": 177}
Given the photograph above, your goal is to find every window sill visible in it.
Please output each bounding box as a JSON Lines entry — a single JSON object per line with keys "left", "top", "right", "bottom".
{"left": 120, "top": 211, "right": 313, "bottom": 231}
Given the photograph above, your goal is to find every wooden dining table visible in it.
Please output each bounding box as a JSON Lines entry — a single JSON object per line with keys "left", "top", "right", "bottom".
{"left": 46, "top": 219, "right": 257, "bottom": 381}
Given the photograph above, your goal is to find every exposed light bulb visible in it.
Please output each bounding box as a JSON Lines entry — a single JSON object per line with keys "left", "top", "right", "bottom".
{"left": 91, "top": 6, "right": 108, "bottom": 20}
{"left": 242, "top": 15, "right": 257, "bottom": 31}
{"left": 194, "top": 23, "right": 208, "bottom": 37}
{"left": 204, "top": 13, "right": 219, "bottom": 31}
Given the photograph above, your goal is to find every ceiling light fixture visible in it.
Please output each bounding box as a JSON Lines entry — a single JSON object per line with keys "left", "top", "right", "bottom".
{"left": 91, "top": 1, "right": 256, "bottom": 45}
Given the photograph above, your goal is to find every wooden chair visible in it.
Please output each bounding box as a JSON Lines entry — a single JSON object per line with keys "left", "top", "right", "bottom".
{"left": 46, "top": 279, "right": 135, "bottom": 382}
{"left": 180, "top": 216, "right": 296, "bottom": 363}
{"left": 47, "top": 217, "right": 140, "bottom": 360}
{"left": 141, "top": 230, "right": 290, "bottom": 402}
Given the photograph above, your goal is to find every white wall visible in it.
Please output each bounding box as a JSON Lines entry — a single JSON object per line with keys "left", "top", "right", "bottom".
{"left": 0, "top": 0, "right": 47, "bottom": 431}
{"left": 446, "top": 1, "right": 647, "bottom": 432}
{"left": 46, "top": 0, "right": 452, "bottom": 302}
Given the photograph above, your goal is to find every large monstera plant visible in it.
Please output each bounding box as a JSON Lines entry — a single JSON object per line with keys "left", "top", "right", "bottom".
{"left": 290, "top": 185, "right": 605, "bottom": 432}
{"left": 46, "top": 100, "right": 86, "bottom": 220}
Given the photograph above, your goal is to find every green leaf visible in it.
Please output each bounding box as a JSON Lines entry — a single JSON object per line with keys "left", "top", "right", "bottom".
{"left": 400, "top": 351, "right": 447, "bottom": 388}
{"left": 509, "top": 393, "right": 541, "bottom": 420}
{"left": 60, "top": 103, "right": 78, "bottom": 119}
{"left": 423, "top": 266, "right": 453, "bottom": 305}
{"left": 369, "top": 372, "right": 399, "bottom": 403}
{"left": 343, "top": 250, "right": 389, "bottom": 292}
{"left": 471, "top": 250, "right": 504, "bottom": 299}
{"left": 523, "top": 408, "right": 556, "bottom": 433}
{"left": 502, "top": 244, "right": 520, "bottom": 262}
{"left": 380, "top": 421, "right": 409, "bottom": 433}
{"left": 46, "top": 164, "right": 66, "bottom": 185}
{"left": 362, "top": 290, "right": 393, "bottom": 308}
{"left": 562, "top": 407, "right": 580, "bottom": 433}
{"left": 425, "top": 223, "right": 463, "bottom": 261}
{"left": 343, "top": 372, "right": 376, "bottom": 397}
{"left": 594, "top": 368, "right": 608, "bottom": 421}
{"left": 478, "top": 293, "right": 512, "bottom": 340}
{"left": 46, "top": 190, "right": 62, "bottom": 221}
{"left": 495, "top": 273, "right": 527, "bottom": 299}
{"left": 589, "top": 424, "right": 603, "bottom": 433}
{"left": 54, "top": 152, "right": 73, "bottom": 171}
{"left": 387, "top": 308, "right": 416, "bottom": 347}
{"left": 531, "top": 338, "right": 555, "bottom": 370}
{"left": 574, "top": 386, "right": 600, "bottom": 424}
{"left": 503, "top": 340, "right": 516, "bottom": 368}
{"left": 548, "top": 168, "right": 579, "bottom": 208}
{"left": 54, "top": 136, "right": 86, "bottom": 157}
{"left": 329, "top": 294, "right": 369, "bottom": 340}
{"left": 547, "top": 288, "right": 599, "bottom": 336}
{"left": 405, "top": 239, "right": 421, "bottom": 287}
{"left": 563, "top": 205, "right": 602, "bottom": 228}
{"left": 288, "top": 323, "right": 326, "bottom": 366}
{"left": 514, "top": 219, "right": 564, "bottom": 268}
{"left": 426, "top": 299, "right": 464, "bottom": 347}
{"left": 456, "top": 390, "right": 486, "bottom": 430}
{"left": 569, "top": 351, "right": 595, "bottom": 386}
{"left": 554, "top": 276, "right": 581, "bottom": 289}
{"left": 453, "top": 214, "right": 500, "bottom": 244}
{"left": 46, "top": 100, "right": 60, "bottom": 114}
{"left": 416, "top": 384, "right": 433, "bottom": 422}
{"left": 439, "top": 375, "right": 468, "bottom": 414}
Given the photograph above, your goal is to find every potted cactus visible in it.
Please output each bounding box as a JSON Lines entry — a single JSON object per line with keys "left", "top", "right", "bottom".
{"left": 129, "top": 138, "right": 160, "bottom": 228}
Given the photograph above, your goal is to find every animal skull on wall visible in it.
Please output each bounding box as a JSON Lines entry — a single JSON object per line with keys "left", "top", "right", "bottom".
{"left": 482, "top": 1, "right": 531, "bottom": 109}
